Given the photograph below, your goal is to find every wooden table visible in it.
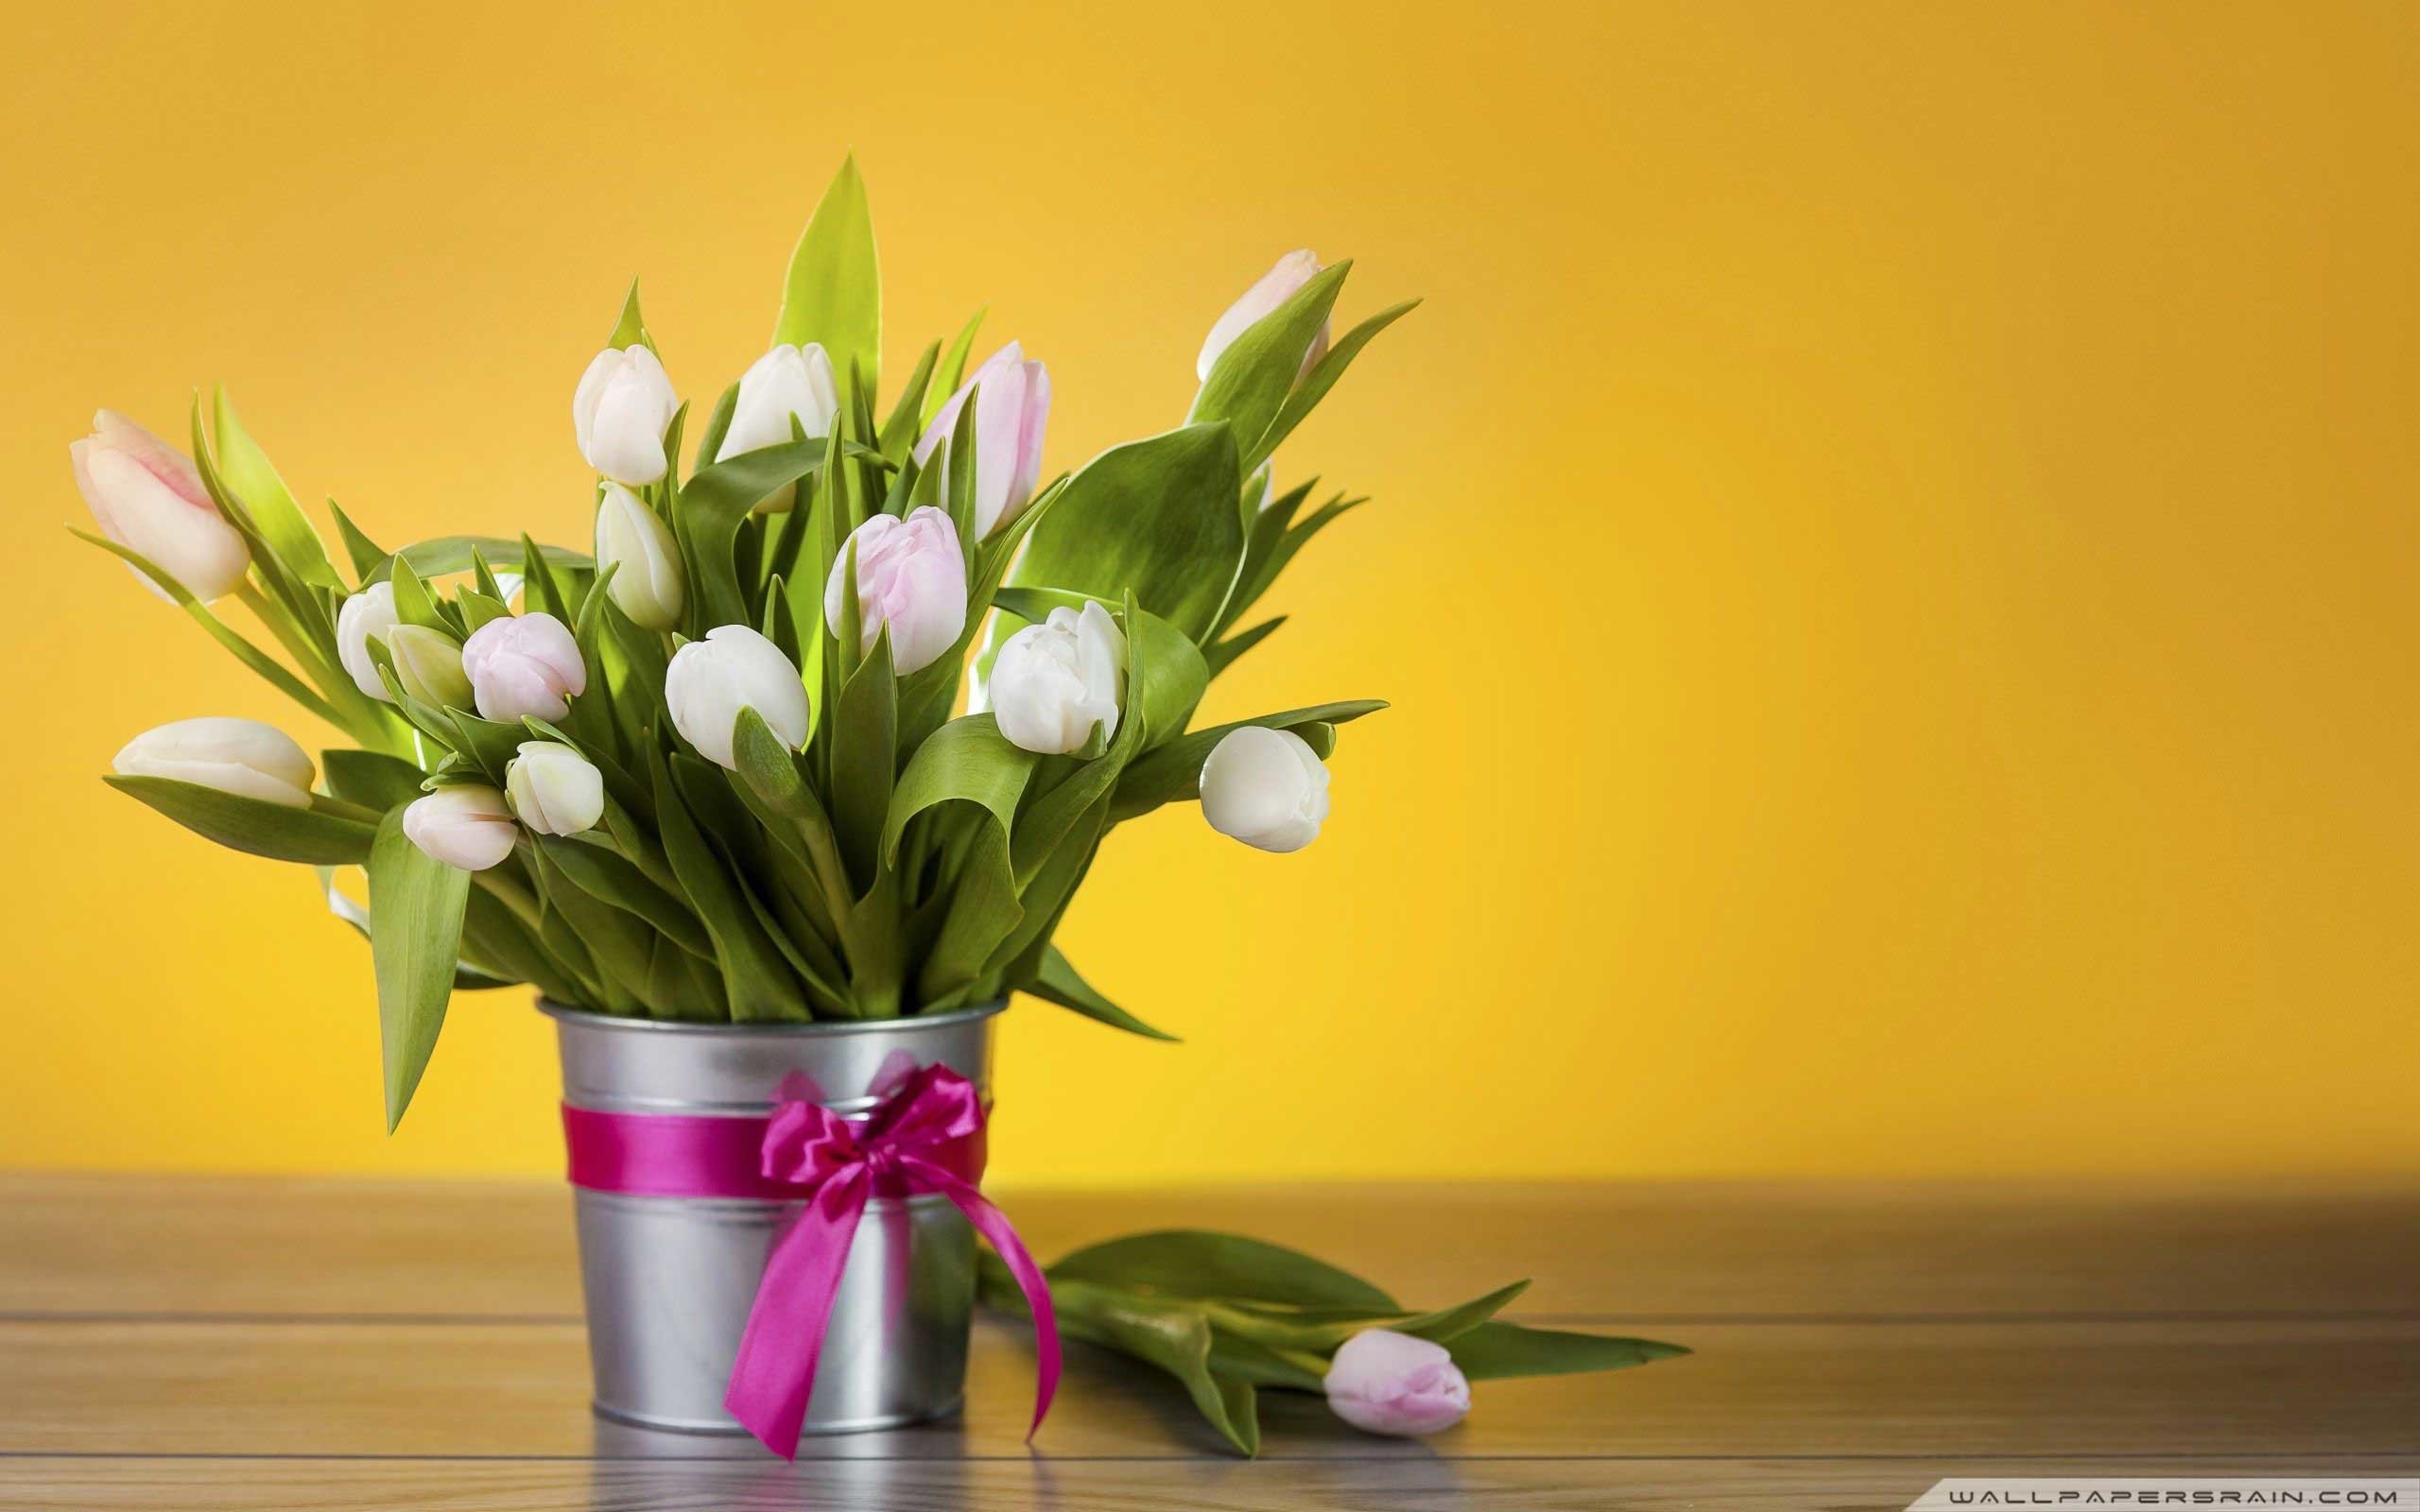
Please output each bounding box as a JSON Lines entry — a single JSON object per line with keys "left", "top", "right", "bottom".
{"left": 1, "top": 1175, "right": 2413, "bottom": 1508}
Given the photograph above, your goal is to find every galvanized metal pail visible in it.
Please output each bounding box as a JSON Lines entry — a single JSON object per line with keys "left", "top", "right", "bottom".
{"left": 543, "top": 999, "right": 1006, "bottom": 1435}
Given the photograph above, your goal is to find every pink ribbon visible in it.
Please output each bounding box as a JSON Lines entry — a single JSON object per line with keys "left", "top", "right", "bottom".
{"left": 560, "top": 1063, "right": 1059, "bottom": 1460}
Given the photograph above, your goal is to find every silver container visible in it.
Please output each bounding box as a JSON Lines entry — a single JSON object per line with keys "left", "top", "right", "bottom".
{"left": 544, "top": 998, "right": 1006, "bottom": 1435}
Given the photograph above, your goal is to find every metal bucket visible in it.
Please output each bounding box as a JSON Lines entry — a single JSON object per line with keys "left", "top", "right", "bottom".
{"left": 543, "top": 998, "right": 1006, "bottom": 1435}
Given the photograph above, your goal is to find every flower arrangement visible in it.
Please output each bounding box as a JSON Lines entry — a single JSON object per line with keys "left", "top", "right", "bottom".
{"left": 73, "top": 158, "right": 1680, "bottom": 1452}
{"left": 81, "top": 159, "right": 1389, "bottom": 1123}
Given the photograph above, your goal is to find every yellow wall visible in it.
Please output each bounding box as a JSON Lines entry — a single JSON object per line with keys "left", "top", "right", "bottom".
{"left": 4, "top": 1, "right": 2413, "bottom": 1186}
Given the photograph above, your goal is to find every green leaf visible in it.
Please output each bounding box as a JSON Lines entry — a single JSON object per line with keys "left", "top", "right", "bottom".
{"left": 922, "top": 306, "right": 986, "bottom": 426}
{"left": 772, "top": 156, "right": 880, "bottom": 403}
{"left": 1188, "top": 261, "right": 1350, "bottom": 471}
{"left": 1253, "top": 299, "right": 1418, "bottom": 472}
{"left": 1392, "top": 1280, "right": 1531, "bottom": 1344}
{"left": 1196, "top": 1279, "right": 1528, "bottom": 1356}
{"left": 979, "top": 1262, "right": 1261, "bottom": 1457}
{"left": 983, "top": 789, "right": 1107, "bottom": 990}
{"left": 443, "top": 709, "right": 531, "bottom": 784}
{"left": 1046, "top": 1230, "right": 1399, "bottom": 1311}
{"left": 1218, "top": 492, "right": 1365, "bottom": 638}
{"left": 1203, "top": 615, "right": 1285, "bottom": 679}
{"left": 693, "top": 382, "right": 741, "bottom": 475}
{"left": 528, "top": 847, "right": 655, "bottom": 1017}
{"left": 1111, "top": 700, "right": 1387, "bottom": 822}
{"left": 538, "top": 836, "right": 712, "bottom": 958}
{"left": 1205, "top": 1332, "right": 1328, "bottom": 1392}
{"left": 883, "top": 714, "right": 1038, "bottom": 1005}
{"left": 881, "top": 713, "right": 1036, "bottom": 865}
{"left": 321, "top": 749, "right": 431, "bottom": 810}
{"left": 105, "top": 776, "right": 376, "bottom": 865}
{"left": 1444, "top": 1321, "right": 1690, "bottom": 1381}
{"left": 211, "top": 389, "right": 342, "bottom": 591}
{"left": 652, "top": 750, "right": 809, "bottom": 1022}
{"left": 675, "top": 438, "right": 825, "bottom": 629}
{"left": 830, "top": 632, "right": 896, "bottom": 886}
{"left": 605, "top": 278, "right": 653, "bottom": 352}
{"left": 458, "top": 884, "right": 580, "bottom": 1001}
{"left": 1026, "top": 945, "right": 1177, "bottom": 1040}
{"left": 369, "top": 537, "right": 591, "bottom": 583}
{"left": 1008, "top": 424, "right": 1244, "bottom": 643}
{"left": 915, "top": 828, "right": 1020, "bottom": 1008}
{"left": 728, "top": 710, "right": 852, "bottom": 928}
{"left": 367, "top": 806, "right": 471, "bottom": 1131}
{"left": 877, "top": 339, "right": 941, "bottom": 457}
{"left": 327, "top": 501, "right": 388, "bottom": 582}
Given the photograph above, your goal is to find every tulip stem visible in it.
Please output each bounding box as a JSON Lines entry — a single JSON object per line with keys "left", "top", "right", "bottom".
{"left": 474, "top": 867, "right": 544, "bottom": 933}
{"left": 233, "top": 580, "right": 370, "bottom": 738}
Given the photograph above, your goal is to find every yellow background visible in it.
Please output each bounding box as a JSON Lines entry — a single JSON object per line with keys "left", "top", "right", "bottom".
{"left": 4, "top": 2, "right": 2413, "bottom": 1186}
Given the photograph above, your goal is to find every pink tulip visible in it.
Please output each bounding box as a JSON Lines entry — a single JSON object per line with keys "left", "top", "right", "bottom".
{"left": 1196, "top": 249, "right": 1330, "bottom": 383}
{"left": 913, "top": 343, "right": 1051, "bottom": 539}
{"left": 461, "top": 611, "right": 588, "bottom": 723}
{"left": 70, "top": 410, "right": 250, "bottom": 602}
{"left": 824, "top": 507, "right": 969, "bottom": 676}
{"left": 1323, "top": 1329, "right": 1472, "bottom": 1437}
{"left": 402, "top": 786, "right": 518, "bottom": 871}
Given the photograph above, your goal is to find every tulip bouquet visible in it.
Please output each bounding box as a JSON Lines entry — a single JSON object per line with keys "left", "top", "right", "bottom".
{"left": 80, "top": 161, "right": 1392, "bottom": 1125}
{"left": 75, "top": 159, "right": 1683, "bottom": 1451}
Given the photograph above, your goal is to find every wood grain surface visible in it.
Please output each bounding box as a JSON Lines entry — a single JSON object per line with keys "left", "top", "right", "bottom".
{"left": 1, "top": 1175, "right": 2414, "bottom": 1508}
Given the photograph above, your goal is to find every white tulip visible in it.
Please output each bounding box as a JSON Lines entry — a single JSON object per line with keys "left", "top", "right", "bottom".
{"left": 112, "top": 717, "right": 316, "bottom": 809}
{"left": 70, "top": 410, "right": 250, "bottom": 602}
{"left": 572, "top": 344, "right": 680, "bottom": 485}
{"left": 594, "top": 483, "right": 686, "bottom": 631}
{"left": 1197, "top": 249, "right": 1329, "bottom": 383}
{"left": 402, "top": 785, "right": 518, "bottom": 870}
{"left": 717, "top": 344, "right": 840, "bottom": 513}
{"left": 504, "top": 742, "right": 603, "bottom": 836}
{"left": 461, "top": 611, "right": 587, "bottom": 724}
{"left": 387, "top": 625, "right": 473, "bottom": 710}
{"left": 336, "top": 582, "right": 404, "bottom": 702}
{"left": 990, "top": 603, "right": 1127, "bottom": 755}
{"left": 823, "top": 508, "right": 968, "bottom": 676}
{"left": 665, "top": 625, "right": 812, "bottom": 770}
{"left": 1199, "top": 726, "right": 1330, "bottom": 852}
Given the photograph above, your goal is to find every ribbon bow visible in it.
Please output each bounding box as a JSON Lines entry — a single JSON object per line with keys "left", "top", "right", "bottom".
{"left": 721, "top": 1062, "right": 1060, "bottom": 1459}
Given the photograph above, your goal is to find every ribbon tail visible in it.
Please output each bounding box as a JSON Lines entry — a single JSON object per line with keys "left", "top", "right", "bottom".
{"left": 905, "top": 1157, "right": 1060, "bottom": 1439}
{"left": 723, "top": 1167, "right": 871, "bottom": 1460}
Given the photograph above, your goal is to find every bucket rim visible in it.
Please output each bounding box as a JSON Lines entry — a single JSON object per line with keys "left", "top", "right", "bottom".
{"left": 539, "top": 997, "right": 1007, "bottom": 1038}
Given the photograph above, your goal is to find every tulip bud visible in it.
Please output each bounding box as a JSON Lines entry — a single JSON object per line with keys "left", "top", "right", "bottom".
{"left": 1196, "top": 249, "right": 1329, "bottom": 383}
{"left": 401, "top": 785, "right": 518, "bottom": 870}
{"left": 572, "top": 345, "right": 680, "bottom": 486}
{"left": 823, "top": 507, "right": 968, "bottom": 676}
{"left": 387, "top": 624, "right": 474, "bottom": 710}
{"left": 112, "top": 717, "right": 316, "bottom": 809}
{"left": 461, "top": 611, "right": 587, "bottom": 724}
{"left": 594, "top": 483, "right": 686, "bottom": 631}
{"left": 1323, "top": 1329, "right": 1471, "bottom": 1437}
{"left": 717, "top": 344, "right": 840, "bottom": 513}
{"left": 664, "top": 625, "right": 813, "bottom": 770}
{"left": 504, "top": 741, "right": 603, "bottom": 836}
{"left": 1199, "top": 726, "right": 1330, "bottom": 853}
{"left": 70, "top": 410, "right": 250, "bottom": 602}
{"left": 912, "top": 343, "right": 1051, "bottom": 539}
{"left": 336, "top": 582, "right": 405, "bottom": 703}
{"left": 990, "top": 603, "right": 1127, "bottom": 755}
